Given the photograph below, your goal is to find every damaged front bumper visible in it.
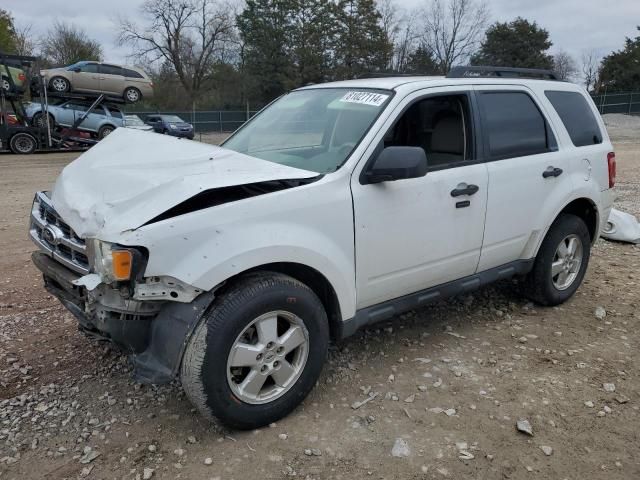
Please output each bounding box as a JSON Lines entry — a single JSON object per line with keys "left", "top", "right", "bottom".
{"left": 29, "top": 193, "right": 214, "bottom": 384}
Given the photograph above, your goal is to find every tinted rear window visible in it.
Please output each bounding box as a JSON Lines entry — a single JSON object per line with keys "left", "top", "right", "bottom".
{"left": 545, "top": 91, "right": 603, "bottom": 147}
{"left": 479, "top": 91, "right": 553, "bottom": 159}
{"left": 124, "top": 68, "right": 144, "bottom": 79}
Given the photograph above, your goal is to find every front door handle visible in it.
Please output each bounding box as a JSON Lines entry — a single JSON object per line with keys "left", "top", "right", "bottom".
{"left": 542, "top": 166, "right": 563, "bottom": 178}
{"left": 450, "top": 183, "right": 479, "bottom": 197}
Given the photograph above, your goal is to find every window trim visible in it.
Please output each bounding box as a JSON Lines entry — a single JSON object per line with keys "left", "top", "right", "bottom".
{"left": 476, "top": 89, "right": 558, "bottom": 162}
{"left": 359, "top": 90, "right": 482, "bottom": 185}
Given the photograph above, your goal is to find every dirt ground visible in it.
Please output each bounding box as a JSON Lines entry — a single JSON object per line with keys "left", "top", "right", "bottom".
{"left": 0, "top": 126, "right": 639, "bottom": 480}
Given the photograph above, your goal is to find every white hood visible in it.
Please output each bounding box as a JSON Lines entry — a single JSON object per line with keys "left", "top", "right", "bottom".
{"left": 52, "top": 128, "right": 317, "bottom": 238}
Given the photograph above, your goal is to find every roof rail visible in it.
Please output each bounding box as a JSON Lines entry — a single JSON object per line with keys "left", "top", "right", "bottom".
{"left": 357, "top": 72, "right": 435, "bottom": 79}
{"left": 447, "top": 66, "right": 560, "bottom": 81}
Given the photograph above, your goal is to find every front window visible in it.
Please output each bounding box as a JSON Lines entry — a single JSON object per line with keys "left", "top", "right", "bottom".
{"left": 223, "top": 88, "right": 392, "bottom": 173}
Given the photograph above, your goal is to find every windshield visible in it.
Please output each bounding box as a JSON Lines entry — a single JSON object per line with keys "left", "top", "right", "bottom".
{"left": 125, "top": 115, "right": 145, "bottom": 126}
{"left": 162, "top": 115, "right": 184, "bottom": 123}
{"left": 222, "top": 88, "right": 391, "bottom": 173}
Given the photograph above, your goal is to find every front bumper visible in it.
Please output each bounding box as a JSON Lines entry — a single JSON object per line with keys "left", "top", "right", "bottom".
{"left": 167, "top": 129, "right": 194, "bottom": 139}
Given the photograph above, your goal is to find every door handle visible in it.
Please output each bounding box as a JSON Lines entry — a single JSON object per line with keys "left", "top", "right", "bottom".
{"left": 542, "top": 166, "right": 563, "bottom": 178}
{"left": 450, "top": 183, "right": 479, "bottom": 197}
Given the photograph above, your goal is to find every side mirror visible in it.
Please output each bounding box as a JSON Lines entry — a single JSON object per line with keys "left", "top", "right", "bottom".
{"left": 363, "top": 146, "right": 428, "bottom": 184}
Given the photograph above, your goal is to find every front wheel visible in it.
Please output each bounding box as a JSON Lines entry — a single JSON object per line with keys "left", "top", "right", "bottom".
{"left": 522, "top": 213, "right": 591, "bottom": 306}
{"left": 49, "top": 76, "right": 70, "bottom": 93}
{"left": 181, "top": 272, "right": 329, "bottom": 429}
{"left": 97, "top": 125, "right": 115, "bottom": 140}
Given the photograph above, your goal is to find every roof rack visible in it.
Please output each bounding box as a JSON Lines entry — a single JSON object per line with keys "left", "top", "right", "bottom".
{"left": 447, "top": 66, "right": 560, "bottom": 81}
{"left": 357, "top": 72, "right": 435, "bottom": 79}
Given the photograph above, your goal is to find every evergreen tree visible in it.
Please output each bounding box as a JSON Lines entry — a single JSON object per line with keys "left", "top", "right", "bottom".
{"left": 471, "top": 18, "right": 554, "bottom": 70}
{"left": 334, "top": 0, "right": 393, "bottom": 79}
{"left": 237, "top": 0, "right": 297, "bottom": 102}
{"left": 405, "top": 45, "right": 439, "bottom": 75}
{"left": 0, "top": 9, "right": 18, "bottom": 54}
{"left": 599, "top": 27, "right": 640, "bottom": 93}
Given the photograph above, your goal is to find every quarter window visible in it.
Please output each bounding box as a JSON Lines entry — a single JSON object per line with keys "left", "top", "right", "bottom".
{"left": 545, "top": 91, "right": 603, "bottom": 147}
{"left": 124, "top": 68, "right": 144, "bottom": 79}
{"left": 479, "top": 91, "right": 554, "bottom": 159}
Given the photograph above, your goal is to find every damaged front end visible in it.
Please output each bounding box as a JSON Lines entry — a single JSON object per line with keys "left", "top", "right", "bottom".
{"left": 29, "top": 192, "right": 213, "bottom": 384}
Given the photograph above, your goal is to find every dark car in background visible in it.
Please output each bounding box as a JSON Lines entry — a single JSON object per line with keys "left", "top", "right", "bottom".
{"left": 145, "top": 114, "right": 194, "bottom": 139}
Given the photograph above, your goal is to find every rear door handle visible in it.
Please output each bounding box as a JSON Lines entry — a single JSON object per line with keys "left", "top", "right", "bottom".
{"left": 450, "top": 183, "right": 479, "bottom": 197}
{"left": 542, "top": 166, "right": 563, "bottom": 178}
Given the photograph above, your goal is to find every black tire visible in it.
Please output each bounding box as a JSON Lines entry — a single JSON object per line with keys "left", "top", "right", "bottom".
{"left": 9, "top": 133, "right": 37, "bottom": 154}
{"left": 123, "top": 87, "right": 142, "bottom": 103}
{"left": 522, "top": 213, "right": 591, "bottom": 306}
{"left": 1, "top": 76, "right": 11, "bottom": 92}
{"left": 49, "top": 76, "right": 70, "bottom": 93}
{"left": 181, "top": 272, "right": 329, "bottom": 430}
{"left": 32, "top": 112, "right": 55, "bottom": 129}
{"left": 97, "top": 125, "right": 115, "bottom": 140}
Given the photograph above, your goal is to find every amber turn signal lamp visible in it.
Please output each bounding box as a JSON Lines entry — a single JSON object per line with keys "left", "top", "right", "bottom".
{"left": 112, "top": 250, "right": 133, "bottom": 281}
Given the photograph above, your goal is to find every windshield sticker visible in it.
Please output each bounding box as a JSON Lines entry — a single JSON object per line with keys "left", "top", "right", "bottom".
{"left": 339, "top": 91, "right": 389, "bottom": 107}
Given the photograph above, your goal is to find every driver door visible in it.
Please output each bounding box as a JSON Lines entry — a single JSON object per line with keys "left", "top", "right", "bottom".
{"left": 351, "top": 89, "right": 489, "bottom": 309}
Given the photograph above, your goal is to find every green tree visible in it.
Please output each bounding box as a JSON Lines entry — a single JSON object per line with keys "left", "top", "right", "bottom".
{"left": 237, "top": 0, "right": 296, "bottom": 102}
{"left": 0, "top": 9, "right": 18, "bottom": 54}
{"left": 471, "top": 17, "right": 554, "bottom": 70}
{"left": 334, "top": 0, "right": 392, "bottom": 79}
{"left": 598, "top": 27, "right": 640, "bottom": 93}
{"left": 404, "top": 45, "right": 439, "bottom": 74}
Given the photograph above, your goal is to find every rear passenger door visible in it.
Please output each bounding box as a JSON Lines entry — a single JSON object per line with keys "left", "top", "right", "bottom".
{"left": 475, "top": 86, "right": 573, "bottom": 271}
{"left": 98, "top": 64, "right": 125, "bottom": 95}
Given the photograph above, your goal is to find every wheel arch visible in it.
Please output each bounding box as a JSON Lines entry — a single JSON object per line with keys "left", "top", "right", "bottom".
{"left": 220, "top": 262, "right": 343, "bottom": 341}
{"left": 557, "top": 197, "right": 599, "bottom": 242}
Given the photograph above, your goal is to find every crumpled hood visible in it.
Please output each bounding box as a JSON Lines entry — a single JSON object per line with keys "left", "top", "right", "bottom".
{"left": 51, "top": 128, "right": 317, "bottom": 238}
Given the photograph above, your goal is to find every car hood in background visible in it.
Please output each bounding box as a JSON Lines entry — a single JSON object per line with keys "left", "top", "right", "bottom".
{"left": 51, "top": 128, "right": 317, "bottom": 238}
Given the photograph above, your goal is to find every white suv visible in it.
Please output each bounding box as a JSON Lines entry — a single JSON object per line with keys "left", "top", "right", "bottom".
{"left": 30, "top": 67, "right": 615, "bottom": 429}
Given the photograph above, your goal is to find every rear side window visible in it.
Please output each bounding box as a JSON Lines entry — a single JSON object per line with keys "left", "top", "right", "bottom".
{"left": 545, "top": 91, "right": 603, "bottom": 147}
{"left": 124, "top": 68, "right": 144, "bottom": 79}
{"left": 478, "top": 91, "right": 554, "bottom": 159}
{"left": 108, "top": 107, "right": 123, "bottom": 119}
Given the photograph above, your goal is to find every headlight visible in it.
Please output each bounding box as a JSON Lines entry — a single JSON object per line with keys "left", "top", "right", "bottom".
{"left": 88, "top": 240, "right": 135, "bottom": 282}
{"left": 169, "top": 124, "right": 177, "bottom": 129}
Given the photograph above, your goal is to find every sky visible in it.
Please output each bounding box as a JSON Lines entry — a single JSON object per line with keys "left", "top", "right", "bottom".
{"left": 5, "top": 0, "right": 640, "bottom": 65}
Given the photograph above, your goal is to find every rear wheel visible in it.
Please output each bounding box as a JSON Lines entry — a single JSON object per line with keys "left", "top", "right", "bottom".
{"left": 9, "top": 133, "right": 37, "bottom": 154}
{"left": 123, "top": 87, "right": 141, "bottom": 103}
{"left": 97, "top": 125, "right": 115, "bottom": 140}
{"left": 181, "top": 272, "right": 329, "bottom": 429}
{"left": 49, "top": 76, "right": 70, "bottom": 93}
{"left": 522, "top": 213, "right": 591, "bottom": 306}
{"left": 1, "top": 77, "right": 10, "bottom": 92}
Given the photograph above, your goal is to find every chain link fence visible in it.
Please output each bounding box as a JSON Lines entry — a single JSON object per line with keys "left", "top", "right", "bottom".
{"left": 591, "top": 92, "right": 640, "bottom": 115}
{"left": 127, "top": 110, "right": 260, "bottom": 133}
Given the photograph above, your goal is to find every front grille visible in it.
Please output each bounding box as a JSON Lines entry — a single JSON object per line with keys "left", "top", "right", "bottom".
{"left": 30, "top": 192, "right": 90, "bottom": 275}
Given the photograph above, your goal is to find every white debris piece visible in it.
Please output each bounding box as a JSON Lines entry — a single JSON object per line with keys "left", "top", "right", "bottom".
{"left": 391, "top": 438, "right": 410, "bottom": 458}
{"left": 601, "top": 208, "right": 640, "bottom": 244}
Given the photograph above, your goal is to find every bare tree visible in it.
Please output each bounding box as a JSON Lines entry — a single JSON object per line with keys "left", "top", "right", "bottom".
{"left": 581, "top": 50, "right": 600, "bottom": 92}
{"left": 553, "top": 50, "right": 578, "bottom": 82}
{"left": 14, "top": 23, "right": 35, "bottom": 56}
{"left": 118, "top": 0, "right": 237, "bottom": 103}
{"left": 420, "top": 0, "right": 489, "bottom": 74}
{"left": 40, "top": 21, "right": 103, "bottom": 66}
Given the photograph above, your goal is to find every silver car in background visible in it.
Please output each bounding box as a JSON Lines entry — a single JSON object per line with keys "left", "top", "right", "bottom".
{"left": 40, "top": 61, "right": 154, "bottom": 103}
{"left": 25, "top": 101, "right": 124, "bottom": 139}
{"left": 124, "top": 114, "right": 153, "bottom": 132}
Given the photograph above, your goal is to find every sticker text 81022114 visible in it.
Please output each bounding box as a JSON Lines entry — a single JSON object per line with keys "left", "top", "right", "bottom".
{"left": 339, "top": 91, "right": 389, "bottom": 107}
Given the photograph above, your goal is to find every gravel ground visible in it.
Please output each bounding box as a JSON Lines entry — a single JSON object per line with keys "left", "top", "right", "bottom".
{"left": 0, "top": 126, "right": 639, "bottom": 480}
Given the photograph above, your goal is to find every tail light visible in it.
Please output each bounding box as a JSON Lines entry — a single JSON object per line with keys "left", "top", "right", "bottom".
{"left": 18, "top": 73, "right": 26, "bottom": 81}
{"left": 607, "top": 152, "right": 616, "bottom": 188}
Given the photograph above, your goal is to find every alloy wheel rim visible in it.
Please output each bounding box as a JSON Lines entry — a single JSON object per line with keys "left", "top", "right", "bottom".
{"left": 551, "top": 234, "right": 583, "bottom": 290}
{"left": 126, "top": 89, "right": 139, "bottom": 101}
{"left": 1, "top": 79, "right": 9, "bottom": 91}
{"left": 52, "top": 78, "right": 67, "bottom": 91}
{"left": 226, "top": 310, "right": 309, "bottom": 405}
